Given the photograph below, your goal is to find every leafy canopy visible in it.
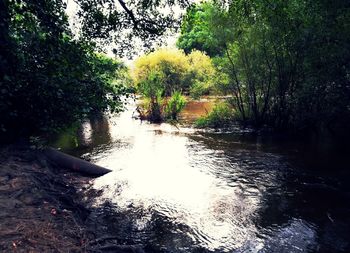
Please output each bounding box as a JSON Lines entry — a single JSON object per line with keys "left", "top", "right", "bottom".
{"left": 177, "top": 2, "right": 222, "bottom": 57}
{"left": 75, "top": 0, "right": 192, "bottom": 56}
{"left": 133, "top": 48, "right": 215, "bottom": 97}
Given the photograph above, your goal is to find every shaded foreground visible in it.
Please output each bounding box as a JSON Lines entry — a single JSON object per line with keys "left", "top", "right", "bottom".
{"left": 0, "top": 145, "right": 145, "bottom": 252}
{"left": 0, "top": 145, "right": 87, "bottom": 251}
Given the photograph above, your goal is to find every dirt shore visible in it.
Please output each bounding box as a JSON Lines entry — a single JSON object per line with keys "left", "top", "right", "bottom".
{"left": 0, "top": 144, "right": 148, "bottom": 253}
{"left": 0, "top": 144, "right": 96, "bottom": 252}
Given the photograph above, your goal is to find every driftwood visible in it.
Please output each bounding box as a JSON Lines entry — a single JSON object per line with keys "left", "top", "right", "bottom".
{"left": 44, "top": 148, "right": 111, "bottom": 176}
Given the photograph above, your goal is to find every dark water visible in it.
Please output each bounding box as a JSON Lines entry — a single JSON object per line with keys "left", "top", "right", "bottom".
{"left": 55, "top": 100, "right": 350, "bottom": 253}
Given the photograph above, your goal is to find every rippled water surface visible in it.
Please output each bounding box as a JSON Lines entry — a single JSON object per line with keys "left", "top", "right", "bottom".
{"left": 56, "top": 100, "right": 350, "bottom": 252}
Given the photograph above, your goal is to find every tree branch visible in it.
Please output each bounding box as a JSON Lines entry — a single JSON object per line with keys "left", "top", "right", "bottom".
{"left": 116, "top": 0, "right": 138, "bottom": 29}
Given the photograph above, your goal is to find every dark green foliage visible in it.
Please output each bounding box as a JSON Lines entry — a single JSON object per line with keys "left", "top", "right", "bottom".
{"left": 0, "top": 0, "right": 131, "bottom": 141}
{"left": 0, "top": 0, "right": 192, "bottom": 141}
{"left": 179, "top": 0, "right": 350, "bottom": 136}
{"left": 177, "top": 3, "right": 222, "bottom": 57}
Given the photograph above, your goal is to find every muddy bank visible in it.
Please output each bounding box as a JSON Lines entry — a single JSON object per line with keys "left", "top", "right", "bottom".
{"left": 0, "top": 145, "right": 144, "bottom": 253}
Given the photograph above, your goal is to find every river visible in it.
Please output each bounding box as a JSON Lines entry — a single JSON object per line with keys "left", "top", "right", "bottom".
{"left": 54, "top": 99, "right": 350, "bottom": 252}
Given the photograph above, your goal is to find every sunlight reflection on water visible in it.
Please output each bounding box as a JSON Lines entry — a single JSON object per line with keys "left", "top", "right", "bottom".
{"left": 75, "top": 101, "right": 318, "bottom": 252}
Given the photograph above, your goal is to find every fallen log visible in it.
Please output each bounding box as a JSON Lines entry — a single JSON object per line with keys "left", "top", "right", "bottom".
{"left": 44, "top": 147, "right": 111, "bottom": 176}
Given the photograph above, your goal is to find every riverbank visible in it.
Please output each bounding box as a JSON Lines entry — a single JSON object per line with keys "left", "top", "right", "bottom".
{"left": 0, "top": 144, "right": 149, "bottom": 252}
{"left": 0, "top": 144, "right": 94, "bottom": 251}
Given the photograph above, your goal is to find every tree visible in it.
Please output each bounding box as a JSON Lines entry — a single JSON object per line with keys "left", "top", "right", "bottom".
{"left": 133, "top": 48, "right": 216, "bottom": 97}
{"left": 186, "top": 50, "right": 216, "bottom": 98}
{"left": 177, "top": 2, "right": 221, "bottom": 57}
{"left": 132, "top": 48, "right": 216, "bottom": 122}
{"left": 0, "top": 0, "right": 193, "bottom": 141}
{"left": 133, "top": 48, "right": 190, "bottom": 96}
{"left": 178, "top": 0, "right": 350, "bottom": 135}
{"left": 76, "top": 0, "right": 191, "bottom": 56}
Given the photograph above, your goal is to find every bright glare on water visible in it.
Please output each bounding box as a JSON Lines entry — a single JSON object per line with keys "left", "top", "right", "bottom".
{"left": 58, "top": 100, "right": 349, "bottom": 252}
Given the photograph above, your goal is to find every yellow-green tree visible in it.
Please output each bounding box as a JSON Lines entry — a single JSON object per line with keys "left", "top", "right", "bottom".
{"left": 133, "top": 48, "right": 189, "bottom": 96}
{"left": 132, "top": 48, "right": 216, "bottom": 97}
{"left": 186, "top": 50, "right": 216, "bottom": 98}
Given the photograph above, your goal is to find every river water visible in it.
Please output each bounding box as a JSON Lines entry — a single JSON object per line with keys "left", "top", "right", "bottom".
{"left": 55, "top": 100, "right": 350, "bottom": 252}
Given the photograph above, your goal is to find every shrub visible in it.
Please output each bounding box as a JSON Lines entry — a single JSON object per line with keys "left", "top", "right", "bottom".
{"left": 195, "top": 102, "right": 234, "bottom": 128}
{"left": 189, "top": 80, "right": 210, "bottom": 99}
{"left": 164, "top": 91, "right": 187, "bottom": 120}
